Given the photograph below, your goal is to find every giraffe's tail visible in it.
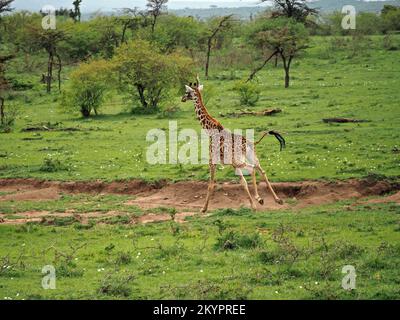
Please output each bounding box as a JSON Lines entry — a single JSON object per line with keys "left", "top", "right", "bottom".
{"left": 254, "top": 131, "right": 286, "bottom": 151}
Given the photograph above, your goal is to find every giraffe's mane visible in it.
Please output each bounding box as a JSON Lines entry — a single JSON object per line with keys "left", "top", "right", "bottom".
{"left": 194, "top": 88, "right": 224, "bottom": 130}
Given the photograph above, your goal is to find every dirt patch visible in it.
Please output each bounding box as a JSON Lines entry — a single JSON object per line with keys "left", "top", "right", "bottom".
{"left": 0, "top": 178, "right": 166, "bottom": 196}
{"left": 0, "top": 187, "right": 60, "bottom": 202}
{"left": 363, "top": 191, "right": 400, "bottom": 204}
{"left": 0, "top": 177, "right": 399, "bottom": 225}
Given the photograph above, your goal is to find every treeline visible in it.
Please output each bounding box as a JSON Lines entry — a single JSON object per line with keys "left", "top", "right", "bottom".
{"left": 314, "top": 5, "right": 400, "bottom": 35}
{"left": 0, "top": 0, "right": 399, "bottom": 124}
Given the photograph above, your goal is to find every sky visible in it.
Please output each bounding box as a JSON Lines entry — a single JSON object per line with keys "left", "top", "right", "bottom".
{"left": 12, "top": 0, "right": 270, "bottom": 12}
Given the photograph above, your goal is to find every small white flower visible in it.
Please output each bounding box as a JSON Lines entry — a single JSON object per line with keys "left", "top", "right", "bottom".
{"left": 315, "top": 282, "right": 319, "bottom": 285}
{"left": 275, "top": 291, "right": 279, "bottom": 294}
{"left": 200, "top": 269, "right": 204, "bottom": 273}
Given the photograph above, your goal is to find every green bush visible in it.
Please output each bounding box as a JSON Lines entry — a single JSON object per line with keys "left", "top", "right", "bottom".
{"left": 61, "top": 59, "right": 112, "bottom": 117}
{"left": 98, "top": 273, "right": 135, "bottom": 297}
{"left": 233, "top": 81, "right": 260, "bottom": 107}
{"left": 40, "top": 157, "right": 68, "bottom": 173}
{"left": 215, "top": 231, "right": 263, "bottom": 250}
{"left": 112, "top": 40, "right": 193, "bottom": 112}
{"left": 0, "top": 102, "right": 18, "bottom": 133}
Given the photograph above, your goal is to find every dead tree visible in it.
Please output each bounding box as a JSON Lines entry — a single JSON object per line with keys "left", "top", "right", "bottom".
{"left": 322, "top": 118, "right": 370, "bottom": 123}
{"left": 221, "top": 108, "right": 282, "bottom": 118}
{"left": 146, "top": 0, "right": 168, "bottom": 34}
{"left": 205, "top": 14, "right": 233, "bottom": 79}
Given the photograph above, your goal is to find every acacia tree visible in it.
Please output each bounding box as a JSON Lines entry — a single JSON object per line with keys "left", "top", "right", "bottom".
{"left": 70, "top": 0, "right": 82, "bottom": 22}
{"left": 262, "top": 0, "right": 318, "bottom": 22}
{"left": 29, "top": 28, "right": 67, "bottom": 92}
{"left": 118, "top": 8, "right": 150, "bottom": 44}
{"left": 204, "top": 14, "right": 233, "bottom": 78}
{"left": 113, "top": 40, "right": 192, "bottom": 112}
{"left": 146, "top": 0, "right": 168, "bottom": 34}
{"left": 248, "top": 18, "right": 309, "bottom": 88}
{"left": 0, "top": 0, "right": 14, "bottom": 15}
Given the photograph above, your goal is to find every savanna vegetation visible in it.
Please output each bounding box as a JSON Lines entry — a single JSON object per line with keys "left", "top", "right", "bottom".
{"left": 0, "top": 0, "right": 399, "bottom": 300}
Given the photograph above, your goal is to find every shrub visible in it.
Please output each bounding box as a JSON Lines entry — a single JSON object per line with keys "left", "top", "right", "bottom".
{"left": 0, "top": 102, "right": 18, "bottom": 133}
{"left": 214, "top": 231, "right": 263, "bottom": 251}
{"left": 62, "top": 59, "right": 112, "bottom": 117}
{"left": 112, "top": 40, "right": 193, "bottom": 113}
{"left": 98, "top": 273, "right": 135, "bottom": 297}
{"left": 57, "top": 262, "right": 84, "bottom": 278}
{"left": 233, "top": 81, "right": 260, "bottom": 107}
{"left": 114, "top": 251, "right": 132, "bottom": 266}
{"left": 40, "top": 156, "right": 68, "bottom": 173}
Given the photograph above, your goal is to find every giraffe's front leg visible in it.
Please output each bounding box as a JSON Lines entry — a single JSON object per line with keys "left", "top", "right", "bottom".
{"left": 237, "top": 167, "right": 257, "bottom": 211}
{"left": 201, "top": 164, "right": 216, "bottom": 213}
{"left": 251, "top": 168, "right": 264, "bottom": 205}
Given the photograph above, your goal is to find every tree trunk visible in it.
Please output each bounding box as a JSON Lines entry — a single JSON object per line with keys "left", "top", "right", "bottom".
{"left": 136, "top": 84, "right": 148, "bottom": 108}
{"left": 284, "top": 68, "right": 290, "bottom": 88}
{"left": 47, "top": 53, "right": 54, "bottom": 93}
{"left": 0, "top": 97, "right": 4, "bottom": 125}
{"left": 247, "top": 51, "right": 277, "bottom": 82}
{"left": 205, "top": 40, "right": 212, "bottom": 79}
{"left": 56, "top": 53, "right": 62, "bottom": 92}
{"left": 280, "top": 53, "right": 292, "bottom": 88}
{"left": 121, "top": 22, "right": 128, "bottom": 44}
{"left": 151, "top": 15, "right": 157, "bottom": 34}
{"left": 81, "top": 107, "right": 91, "bottom": 117}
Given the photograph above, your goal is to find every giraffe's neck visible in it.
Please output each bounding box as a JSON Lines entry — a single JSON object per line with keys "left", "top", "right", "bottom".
{"left": 192, "top": 90, "right": 224, "bottom": 132}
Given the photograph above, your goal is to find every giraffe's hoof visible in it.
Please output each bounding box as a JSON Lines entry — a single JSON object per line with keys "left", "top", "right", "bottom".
{"left": 276, "top": 198, "right": 284, "bottom": 205}
{"left": 201, "top": 208, "right": 208, "bottom": 213}
{"left": 258, "top": 198, "right": 264, "bottom": 205}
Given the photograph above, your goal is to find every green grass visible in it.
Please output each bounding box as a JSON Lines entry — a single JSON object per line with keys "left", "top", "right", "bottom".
{"left": 0, "top": 201, "right": 399, "bottom": 300}
{"left": 0, "top": 193, "right": 142, "bottom": 215}
{"left": 0, "top": 35, "right": 399, "bottom": 182}
{"left": 1, "top": 35, "right": 400, "bottom": 300}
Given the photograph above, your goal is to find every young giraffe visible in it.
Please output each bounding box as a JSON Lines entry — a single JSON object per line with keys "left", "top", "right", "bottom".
{"left": 181, "top": 78, "right": 285, "bottom": 213}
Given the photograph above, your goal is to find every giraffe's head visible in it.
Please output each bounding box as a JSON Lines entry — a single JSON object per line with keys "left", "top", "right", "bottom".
{"left": 181, "top": 79, "right": 203, "bottom": 102}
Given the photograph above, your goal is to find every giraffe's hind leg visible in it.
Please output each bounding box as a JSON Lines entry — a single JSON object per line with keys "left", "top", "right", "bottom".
{"left": 255, "top": 164, "right": 283, "bottom": 205}
{"left": 236, "top": 167, "right": 257, "bottom": 211}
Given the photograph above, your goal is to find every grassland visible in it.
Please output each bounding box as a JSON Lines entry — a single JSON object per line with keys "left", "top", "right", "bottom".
{"left": 0, "top": 36, "right": 399, "bottom": 182}
{"left": 0, "top": 35, "right": 400, "bottom": 300}
{"left": 0, "top": 199, "right": 399, "bottom": 300}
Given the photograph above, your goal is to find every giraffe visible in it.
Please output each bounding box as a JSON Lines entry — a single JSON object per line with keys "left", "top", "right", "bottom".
{"left": 181, "top": 77, "right": 285, "bottom": 213}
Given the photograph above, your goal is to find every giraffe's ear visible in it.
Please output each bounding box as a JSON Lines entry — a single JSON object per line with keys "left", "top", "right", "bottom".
{"left": 185, "top": 85, "right": 194, "bottom": 93}
{"left": 198, "top": 84, "right": 204, "bottom": 92}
